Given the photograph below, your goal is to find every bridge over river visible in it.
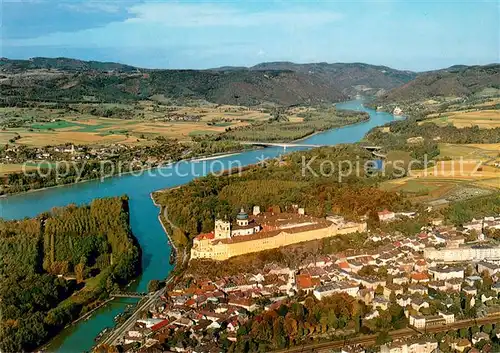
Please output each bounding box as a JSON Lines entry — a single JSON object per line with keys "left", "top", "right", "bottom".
{"left": 241, "top": 141, "right": 383, "bottom": 154}
{"left": 110, "top": 291, "right": 149, "bottom": 299}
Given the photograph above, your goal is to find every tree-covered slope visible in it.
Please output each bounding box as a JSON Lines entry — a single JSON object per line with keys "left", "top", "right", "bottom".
{"left": 0, "top": 196, "right": 140, "bottom": 352}
{"left": 376, "top": 64, "right": 500, "bottom": 104}
{"left": 246, "top": 61, "right": 417, "bottom": 96}
{"left": 0, "top": 57, "right": 418, "bottom": 106}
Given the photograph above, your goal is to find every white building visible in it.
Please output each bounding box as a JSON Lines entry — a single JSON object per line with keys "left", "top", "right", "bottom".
{"left": 408, "top": 339, "right": 439, "bottom": 353}
{"left": 378, "top": 209, "right": 396, "bottom": 222}
{"left": 313, "top": 281, "right": 359, "bottom": 300}
{"left": 424, "top": 245, "right": 500, "bottom": 262}
{"left": 429, "top": 266, "right": 464, "bottom": 280}
{"left": 478, "top": 261, "right": 500, "bottom": 276}
{"left": 438, "top": 311, "right": 455, "bottom": 324}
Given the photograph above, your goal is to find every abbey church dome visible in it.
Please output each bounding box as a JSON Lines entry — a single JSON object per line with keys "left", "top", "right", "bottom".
{"left": 236, "top": 208, "right": 249, "bottom": 220}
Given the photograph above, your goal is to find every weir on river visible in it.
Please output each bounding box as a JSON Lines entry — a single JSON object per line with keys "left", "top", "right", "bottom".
{"left": 0, "top": 99, "right": 397, "bottom": 352}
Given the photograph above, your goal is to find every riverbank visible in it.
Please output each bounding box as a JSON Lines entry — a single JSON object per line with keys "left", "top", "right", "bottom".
{"left": 0, "top": 148, "right": 251, "bottom": 198}
{"left": 0, "top": 162, "right": 163, "bottom": 198}
{"left": 38, "top": 296, "right": 116, "bottom": 352}
{"left": 151, "top": 193, "right": 180, "bottom": 267}
{"left": 188, "top": 151, "right": 242, "bottom": 162}
{"left": 151, "top": 192, "right": 190, "bottom": 278}
{"left": 0, "top": 108, "right": 371, "bottom": 198}
{"left": 0, "top": 99, "right": 396, "bottom": 352}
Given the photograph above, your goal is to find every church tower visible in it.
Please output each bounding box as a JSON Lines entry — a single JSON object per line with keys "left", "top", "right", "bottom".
{"left": 214, "top": 215, "right": 231, "bottom": 239}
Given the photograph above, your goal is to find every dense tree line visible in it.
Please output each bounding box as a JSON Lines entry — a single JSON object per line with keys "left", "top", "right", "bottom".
{"left": 230, "top": 294, "right": 363, "bottom": 352}
{"left": 367, "top": 118, "right": 500, "bottom": 154}
{"left": 219, "top": 110, "right": 368, "bottom": 142}
{"left": 0, "top": 196, "right": 140, "bottom": 352}
{"left": 0, "top": 218, "right": 41, "bottom": 277}
{"left": 154, "top": 145, "right": 412, "bottom": 245}
{"left": 443, "top": 193, "right": 500, "bottom": 225}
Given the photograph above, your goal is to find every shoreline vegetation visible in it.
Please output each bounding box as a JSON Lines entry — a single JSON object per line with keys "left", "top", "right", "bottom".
{"left": 150, "top": 141, "right": 414, "bottom": 259}
{"left": 0, "top": 150, "right": 245, "bottom": 198}
{"left": 1, "top": 57, "right": 498, "bottom": 351}
{"left": 0, "top": 107, "right": 369, "bottom": 197}
{"left": 0, "top": 196, "right": 141, "bottom": 352}
{"left": 38, "top": 296, "right": 116, "bottom": 352}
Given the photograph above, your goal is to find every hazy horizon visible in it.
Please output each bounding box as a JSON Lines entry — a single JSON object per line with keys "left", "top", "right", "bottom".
{"left": 2, "top": 0, "right": 499, "bottom": 71}
{"left": 4, "top": 55, "right": 500, "bottom": 73}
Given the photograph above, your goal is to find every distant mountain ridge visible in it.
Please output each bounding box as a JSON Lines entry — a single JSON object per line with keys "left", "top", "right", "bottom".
{"left": 0, "top": 57, "right": 139, "bottom": 73}
{"left": 0, "top": 58, "right": 348, "bottom": 105}
{"left": 2, "top": 57, "right": 496, "bottom": 107}
{"left": 211, "top": 61, "right": 418, "bottom": 97}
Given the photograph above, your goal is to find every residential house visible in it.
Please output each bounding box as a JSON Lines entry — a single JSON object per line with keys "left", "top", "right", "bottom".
{"left": 378, "top": 209, "right": 396, "bottom": 222}
{"left": 383, "top": 283, "right": 404, "bottom": 299}
{"left": 478, "top": 261, "right": 500, "bottom": 276}
{"left": 451, "top": 339, "right": 471, "bottom": 352}
{"left": 429, "top": 266, "right": 464, "bottom": 281}
{"left": 408, "top": 284, "right": 428, "bottom": 295}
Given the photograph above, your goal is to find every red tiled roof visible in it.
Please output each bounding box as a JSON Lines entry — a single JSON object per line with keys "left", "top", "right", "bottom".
{"left": 338, "top": 262, "right": 350, "bottom": 269}
{"left": 378, "top": 209, "right": 393, "bottom": 216}
{"left": 195, "top": 232, "right": 215, "bottom": 240}
{"left": 151, "top": 319, "right": 169, "bottom": 331}
{"left": 296, "top": 274, "right": 314, "bottom": 289}
{"left": 228, "top": 297, "right": 254, "bottom": 307}
{"left": 411, "top": 272, "right": 430, "bottom": 281}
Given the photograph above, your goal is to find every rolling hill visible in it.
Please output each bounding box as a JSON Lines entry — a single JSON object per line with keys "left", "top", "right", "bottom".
{"left": 214, "top": 61, "right": 417, "bottom": 97}
{"left": 0, "top": 57, "right": 138, "bottom": 73}
{"left": 376, "top": 64, "right": 500, "bottom": 104}
{"left": 0, "top": 57, "right": 417, "bottom": 106}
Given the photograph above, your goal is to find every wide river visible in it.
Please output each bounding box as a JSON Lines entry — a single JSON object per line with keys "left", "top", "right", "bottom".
{"left": 0, "top": 100, "right": 396, "bottom": 352}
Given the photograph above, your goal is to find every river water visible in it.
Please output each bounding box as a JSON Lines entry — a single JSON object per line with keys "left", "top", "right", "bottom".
{"left": 0, "top": 100, "right": 396, "bottom": 352}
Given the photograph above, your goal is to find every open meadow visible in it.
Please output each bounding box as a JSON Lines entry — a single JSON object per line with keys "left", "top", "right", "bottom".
{"left": 0, "top": 163, "right": 38, "bottom": 176}
{"left": 438, "top": 143, "right": 500, "bottom": 161}
{"left": 379, "top": 96, "right": 499, "bottom": 204}
{"left": 425, "top": 109, "right": 500, "bottom": 128}
{"left": 380, "top": 158, "right": 499, "bottom": 204}
{"left": 0, "top": 101, "right": 282, "bottom": 146}
{"left": 0, "top": 101, "right": 351, "bottom": 147}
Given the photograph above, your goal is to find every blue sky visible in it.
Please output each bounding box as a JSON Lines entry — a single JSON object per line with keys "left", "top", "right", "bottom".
{"left": 1, "top": 0, "right": 499, "bottom": 71}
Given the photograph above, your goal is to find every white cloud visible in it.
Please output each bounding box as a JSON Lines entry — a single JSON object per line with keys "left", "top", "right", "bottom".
{"left": 125, "top": 3, "right": 343, "bottom": 27}
{"left": 59, "top": 1, "right": 121, "bottom": 13}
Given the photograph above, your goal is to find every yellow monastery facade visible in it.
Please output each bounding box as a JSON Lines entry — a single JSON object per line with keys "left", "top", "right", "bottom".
{"left": 190, "top": 209, "right": 367, "bottom": 261}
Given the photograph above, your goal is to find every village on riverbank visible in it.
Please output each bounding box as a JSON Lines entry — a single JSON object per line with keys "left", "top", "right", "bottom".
{"left": 1, "top": 55, "right": 499, "bottom": 353}
{"left": 100, "top": 208, "right": 500, "bottom": 353}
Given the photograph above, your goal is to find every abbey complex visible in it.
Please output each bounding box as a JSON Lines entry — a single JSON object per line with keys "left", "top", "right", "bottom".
{"left": 190, "top": 206, "right": 367, "bottom": 261}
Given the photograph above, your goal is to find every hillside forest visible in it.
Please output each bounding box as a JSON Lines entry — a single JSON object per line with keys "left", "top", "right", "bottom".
{"left": 153, "top": 144, "right": 414, "bottom": 249}
{"left": 0, "top": 196, "right": 140, "bottom": 352}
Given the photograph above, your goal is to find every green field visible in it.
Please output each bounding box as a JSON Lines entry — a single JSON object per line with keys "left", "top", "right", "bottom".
{"left": 188, "top": 130, "right": 219, "bottom": 137}
{"left": 30, "top": 121, "right": 81, "bottom": 130}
